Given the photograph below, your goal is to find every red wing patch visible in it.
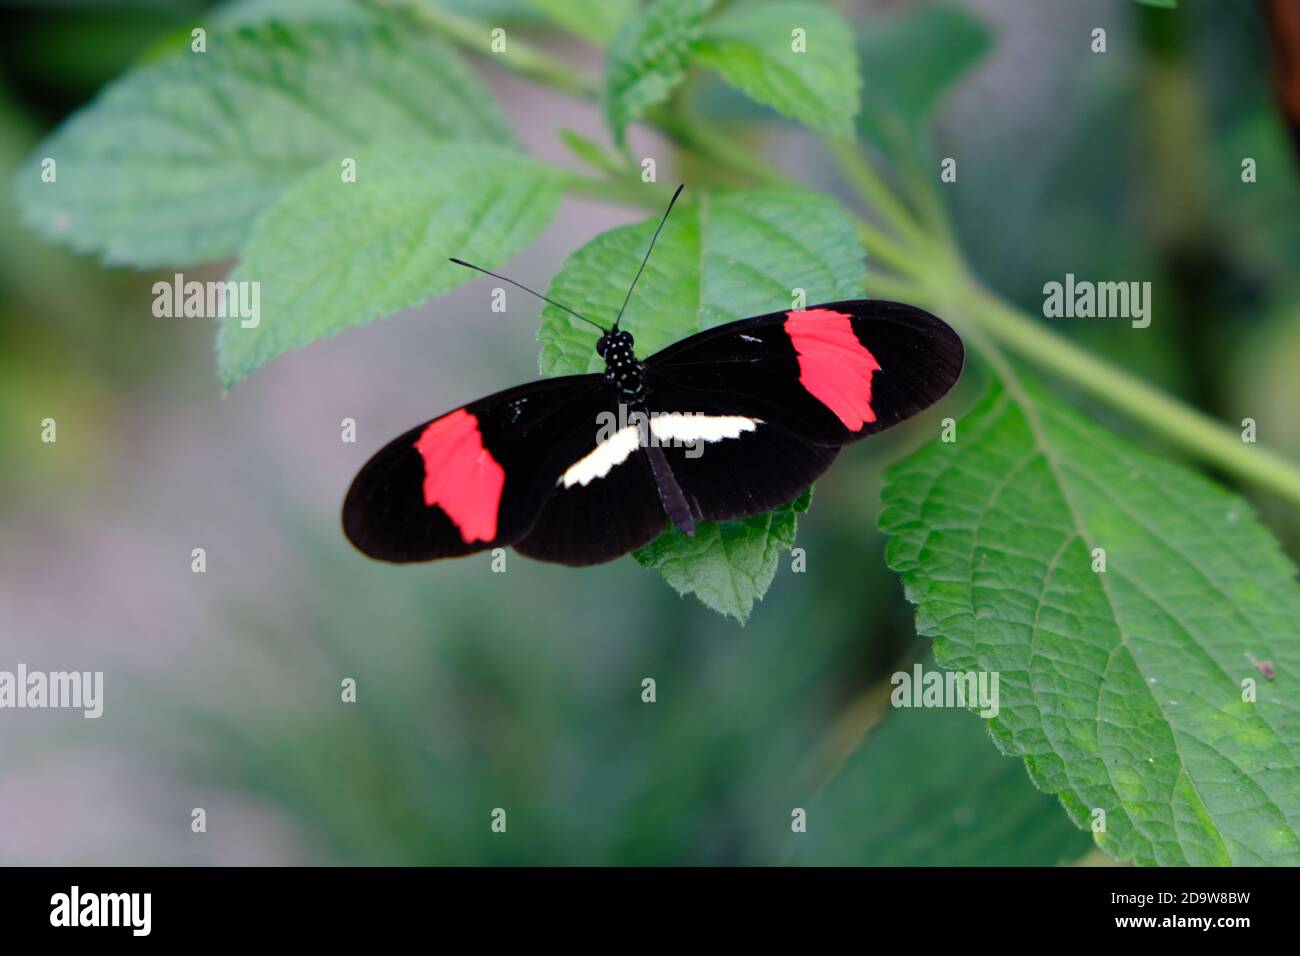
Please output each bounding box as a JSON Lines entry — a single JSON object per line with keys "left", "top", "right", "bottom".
{"left": 784, "top": 309, "right": 881, "bottom": 431}
{"left": 413, "top": 409, "right": 505, "bottom": 543}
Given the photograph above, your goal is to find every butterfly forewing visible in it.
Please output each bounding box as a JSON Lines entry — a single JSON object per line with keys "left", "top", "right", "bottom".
{"left": 628, "top": 298, "right": 961, "bottom": 525}
{"left": 342, "top": 375, "right": 613, "bottom": 562}
{"left": 647, "top": 414, "right": 839, "bottom": 523}
{"left": 645, "top": 299, "right": 963, "bottom": 446}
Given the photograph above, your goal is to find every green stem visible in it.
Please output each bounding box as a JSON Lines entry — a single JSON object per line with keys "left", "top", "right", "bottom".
{"left": 898, "top": 146, "right": 959, "bottom": 250}
{"left": 370, "top": 0, "right": 794, "bottom": 192}
{"left": 964, "top": 286, "right": 1300, "bottom": 508}
{"left": 363, "top": 0, "right": 600, "bottom": 97}
{"left": 832, "top": 133, "right": 1300, "bottom": 510}
{"left": 869, "top": 116, "right": 958, "bottom": 248}
{"left": 863, "top": 272, "right": 928, "bottom": 302}
{"left": 857, "top": 223, "right": 925, "bottom": 277}
{"left": 650, "top": 109, "right": 792, "bottom": 187}
{"left": 825, "top": 137, "right": 933, "bottom": 253}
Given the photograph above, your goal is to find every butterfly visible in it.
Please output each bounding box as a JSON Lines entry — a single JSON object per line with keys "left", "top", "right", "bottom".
{"left": 343, "top": 186, "right": 963, "bottom": 567}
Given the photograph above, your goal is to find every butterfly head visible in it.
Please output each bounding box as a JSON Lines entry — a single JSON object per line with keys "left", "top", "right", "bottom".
{"left": 596, "top": 329, "right": 635, "bottom": 359}
{"left": 597, "top": 330, "right": 643, "bottom": 397}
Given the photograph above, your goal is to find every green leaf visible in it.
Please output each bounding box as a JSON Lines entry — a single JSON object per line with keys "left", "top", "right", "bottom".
{"left": 795, "top": 673, "right": 1094, "bottom": 865}
{"left": 605, "top": 0, "right": 718, "bottom": 147}
{"left": 855, "top": 3, "right": 992, "bottom": 149}
{"left": 15, "top": 22, "right": 513, "bottom": 268}
{"left": 694, "top": 1, "right": 860, "bottom": 140}
{"left": 218, "top": 141, "right": 563, "bottom": 387}
{"left": 634, "top": 488, "right": 811, "bottom": 624}
{"left": 881, "top": 372, "right": 1300, "bottom": 866}
{"left": 1134, "top": 0, "right": 1177, "bottom": 7}
{"left": 525, "top": 0, "right": 637, "bottom": 44}
{"left": 539, "top": 186, "right": 866, "bottom": 375}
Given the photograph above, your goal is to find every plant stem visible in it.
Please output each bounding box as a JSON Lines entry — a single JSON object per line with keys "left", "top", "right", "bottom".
{"left": 363, "top": 0, "right": 600, "bottom": 97}
{"left": 825, "top": 137, "right": 932, "bottom": 253}
{"left": 964, "top": 287, "right": 1300, "bottom": 508}
{"left": 648, "top": 109, "right": 792, "bottom": 187}
{"left": 828, "top": 130, "right": 1300, "bottom": 510}
{"left": 856, "top": 221, "right": 932, "bottom": 276}
{"left": 862, "top": 272, "right": 929, "bottom": 302}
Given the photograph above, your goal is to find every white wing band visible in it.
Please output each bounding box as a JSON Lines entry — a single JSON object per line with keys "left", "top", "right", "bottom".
{"left": 559, "top": 415, "right": 761, "bottom": 489}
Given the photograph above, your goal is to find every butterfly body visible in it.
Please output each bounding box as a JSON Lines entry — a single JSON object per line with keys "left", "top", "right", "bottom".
{"left": 343, "top": 299, "right": 963, "bottom": 567}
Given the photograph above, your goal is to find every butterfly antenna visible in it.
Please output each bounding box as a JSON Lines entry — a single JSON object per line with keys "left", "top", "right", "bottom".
{"left": 448, "top": 258, "right": 609, "bottom": 333}
{"left": 614, "top": 183, "right": 684, "bottom": 331}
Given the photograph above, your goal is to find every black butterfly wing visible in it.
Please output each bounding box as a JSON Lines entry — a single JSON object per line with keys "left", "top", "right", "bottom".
{"left": 632, "top": 299, "right": 962, "bottom": 523}
{"left": 512, "top": 448, "right": 668, "bottom": 566}
{"left": 343, "top": 375, "right": 618, "bottom": 562}
{"left": 644, "top": 299, "right": 963, "bottom": 447}
{"left": 638, "top": 406, "right": 840, "bottom": 523}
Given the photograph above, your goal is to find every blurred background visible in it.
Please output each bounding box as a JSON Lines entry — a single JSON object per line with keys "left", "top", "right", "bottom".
{"left": 1, "top": 0, "right": 1297, "bottom": 865}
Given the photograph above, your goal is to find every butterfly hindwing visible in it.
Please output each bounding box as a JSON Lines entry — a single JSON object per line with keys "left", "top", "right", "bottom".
{"left": 513, "top": 447, "right": 667, "bottom": 566}
{"left": 655, "top": 415, "right": 839, "bottom": 524}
